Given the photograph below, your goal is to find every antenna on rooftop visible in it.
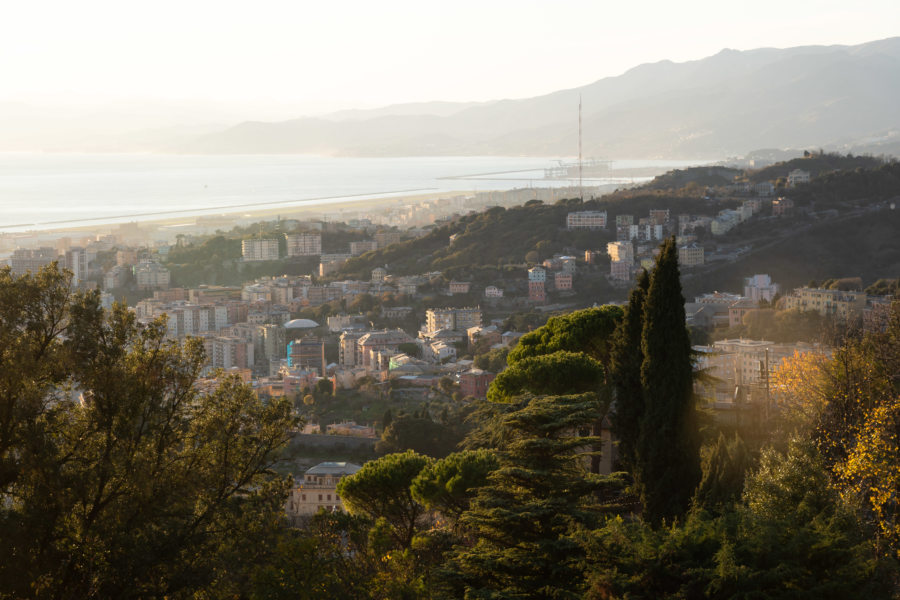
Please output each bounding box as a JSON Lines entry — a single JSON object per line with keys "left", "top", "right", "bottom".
{"left": 578, "top": 94, "right": 583, "bottom": 200}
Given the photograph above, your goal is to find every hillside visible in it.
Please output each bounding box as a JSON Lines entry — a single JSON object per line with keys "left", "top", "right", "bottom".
{"left": 682, "top": 208, "right": 900, "bottom": 297}
{"left": 335, "top": 158, "right": 900, "bottom": 295}
{"left": 335, "top": 195, "right": 718, "bottom": 282}
{"left": 177, "top": 37, "right": 900, "bottom": 158}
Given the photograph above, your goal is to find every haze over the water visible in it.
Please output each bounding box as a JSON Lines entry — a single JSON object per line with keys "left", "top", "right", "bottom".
{"left": 2, "top": 0, "right": 899, "bottom": 151}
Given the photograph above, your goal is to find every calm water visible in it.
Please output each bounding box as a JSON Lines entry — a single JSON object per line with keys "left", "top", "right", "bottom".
{"left": 0, "top": 154, "right": 704, "bottom": 232}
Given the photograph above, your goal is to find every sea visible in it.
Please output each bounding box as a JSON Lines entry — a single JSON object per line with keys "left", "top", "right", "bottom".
{"left": 0, "top": 154, "right": 707, "bottom": 233}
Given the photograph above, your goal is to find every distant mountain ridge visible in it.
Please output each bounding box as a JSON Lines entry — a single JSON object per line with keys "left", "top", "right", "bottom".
{"left": 176, "top": 37, "right": 900, "bottom": 159}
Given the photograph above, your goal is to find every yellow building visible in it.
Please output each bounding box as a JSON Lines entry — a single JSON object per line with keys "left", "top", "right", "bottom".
{"left": 677, "top": 243, "right": 705, "bottom": 267}
{"left": 783, "top": 287, "right": 867, "bottom": 320}
{"left": 285, "top": 462, "right": 361, "bottom": 525}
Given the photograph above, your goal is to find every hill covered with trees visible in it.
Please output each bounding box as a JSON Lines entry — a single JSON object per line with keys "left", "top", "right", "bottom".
{"left": 336, "top": 156, "right": 900, "bottom": 295}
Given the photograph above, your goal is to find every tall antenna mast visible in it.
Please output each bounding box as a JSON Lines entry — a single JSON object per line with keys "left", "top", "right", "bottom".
{"left": 578, "top": 94, "right": 583, "bottom": 200}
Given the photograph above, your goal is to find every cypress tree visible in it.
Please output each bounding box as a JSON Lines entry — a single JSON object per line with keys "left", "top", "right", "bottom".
{"left": 609, "top": 269, "right": 649, "bottom": 472}
{"left": 636, "top": 236, "right": 700, "bottom": 525}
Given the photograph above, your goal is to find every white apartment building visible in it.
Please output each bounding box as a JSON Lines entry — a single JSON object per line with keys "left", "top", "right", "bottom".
{"left": 285, "top": 233, "right": 322, "bottom": 256}
{"left": 157, "top": 303, "right": 228, "bottom": 338}
{"left": 242, "top": 239, "right": 280, "bottom": 261}
{"left": 607, "top": 241, "right": 634, "bottom": 264}
{"left": 744, "top": 274, "right": 780, "bottom": 303}
{"left": 711, "top": 210, "right": 742, "bottom": 235}
{"left": 566, "top": 210, "right": 607, "bottom": 230}
{"left": 527, "top": 266, "right": 546, "bottom": 283}
{"left": 425, "top": 307, "right": 482, "bottom": 334}
{"left": 9, "top": 247, "right": 58, "bottom": 276}
{"left": 787, "top": 169, "right": 811, "bottom": 187}
{"left": 350, "top": 240, "right": 378, "bottom": 256}
{"left": 133, "top": 260, "right": 170, "bottom": 290}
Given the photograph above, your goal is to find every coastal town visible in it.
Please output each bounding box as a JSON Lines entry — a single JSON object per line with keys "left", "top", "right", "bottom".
{"left": 4, "top": 156, "right": 897, "bottom": 519}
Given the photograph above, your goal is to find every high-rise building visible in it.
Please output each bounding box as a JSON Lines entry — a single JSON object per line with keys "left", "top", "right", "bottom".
{"left": 425, "top": 307, "right": 482, "bottom": 334}
{"left": 9, "top": 247, "right": 58, "bottom": 276}
{"left": 285, "top": 233, "right": 322, "bottom": 256}
{"left": 242, "top": 239, "right": 280, "bottom": 262}
{"left": 606, "top": 241, "right": 634, "bottom": 264}
{"left": 743, "top": 274, "right": 779, "bottom": 303}
{"left": 133, "top": 260, "right": 171, "bottom": 290}
{"left": 288, "top": 338, "right": 326, "bottom": 376}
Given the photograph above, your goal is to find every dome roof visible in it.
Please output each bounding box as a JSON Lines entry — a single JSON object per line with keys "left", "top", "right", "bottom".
{"left": 284, "top": 318, "right": 319, "bottom": 329}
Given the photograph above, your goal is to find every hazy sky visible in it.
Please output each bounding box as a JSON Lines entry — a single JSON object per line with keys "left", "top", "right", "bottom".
{"left": 3, "top": 0, "right": 899, "bottom": 119}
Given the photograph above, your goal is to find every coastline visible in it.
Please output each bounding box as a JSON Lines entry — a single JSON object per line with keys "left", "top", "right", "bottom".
{"left": 1, "top": 188, "right": 479, "bottom": 242}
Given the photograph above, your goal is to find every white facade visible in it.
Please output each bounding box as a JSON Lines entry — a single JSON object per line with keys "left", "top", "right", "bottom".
{"left": 787, "top": 169, "right": 811, "bottom": 187}
{"left": 743, "top": 274, "right": 780, "bottom": 303}
{"left": 350, "top": 240, "right": 378, "bottom": 256}
{"left": 242, "top": 239, "right": 280, "bottom": 262}
{"left": 528, "top": 266, "right": 546, "bottom": 283}
{"left": 133, "top": 260, "right": 170, "bottom": 290}
{"left": 285, "top": 233, "right": 322, "bottom": 256}
{"left": 566, "top": 210, "right": 607, "bottom": 230}
{"left": 606, "top": 241, "right": 634, "bottom": 264}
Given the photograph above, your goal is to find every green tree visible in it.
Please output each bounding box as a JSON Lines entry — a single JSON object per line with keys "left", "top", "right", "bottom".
{"left": 376, "top": 415, "right": 461, "bottom": 458}
{"left": 508, "top": 305, "right": 623, "bottom": 366}
{"left": 693, "top": 432, "right": 752, "bottom": 513}
{"left": 0, "top": 265, "right": 295, "bottom": 599}
{"left": 443, "top": 394, "right": 625, "bottom": 598}
{"left": 398, "top": 342, "right": 422, "bottom": 358}
{"left": 582, "top": 440, "right": 895, "bottom": 599}
{"left": 487, "top": 350, "right": 604, "bottom": 403}
{"left": 337, "top": 450, "right": 432, "bottom": 548}
{"left": 410, "top": 449, "right": 499, "bottom": 525}
{"left": 473, "top": 346, "right": 509, "bottom": 373}
{"left": 637, "top": 237, "right": 700, "bottom": 525}
{"left": 721, "top": 440, "right": 893, "bottom": 597}
{"left": 609, "top": 269, "right": 649, "bottom": 472}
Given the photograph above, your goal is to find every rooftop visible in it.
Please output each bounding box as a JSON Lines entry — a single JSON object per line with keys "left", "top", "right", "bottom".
{"left": 305, "top": 462, "right": 362, "bottom": 476}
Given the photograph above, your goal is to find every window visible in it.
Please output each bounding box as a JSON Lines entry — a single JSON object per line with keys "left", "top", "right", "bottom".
{"left": 318, "top": 494, "right": 323, "bottom": 501}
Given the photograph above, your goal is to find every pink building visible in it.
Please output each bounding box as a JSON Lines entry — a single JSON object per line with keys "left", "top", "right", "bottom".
{"left": 449, "top": 281, "right": 471, "bottom": 294}
{"left": 609, "top": 260, "right": 632, "bottom": 281}
{"left": 528, "top": 280, "right": 546, "bottom": 303}
{"left": 460, "top": 369, "right": 497, "bottom": 399}
{"left": 554, "top": 272, "right": 573, "bottom": 291}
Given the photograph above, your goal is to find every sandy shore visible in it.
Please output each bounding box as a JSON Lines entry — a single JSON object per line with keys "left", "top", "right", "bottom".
{"left": 5, "top": 188, "right": 475, "bottom": 241}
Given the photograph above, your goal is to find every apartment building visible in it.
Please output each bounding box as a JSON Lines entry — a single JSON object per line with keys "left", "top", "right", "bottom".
{"left": 349, "top": 240, "right": 378, "bottom": 256}
{"left": 285, "top": 233, "right": 322, "bottom": 256}
{"left": 425, "top": 307, "right": 482, "bottom": 334}
{"left": 677, "top": 243, "right": 705, "bottom": 267}
{"left": 242, "top": 238, "right": 279, "bottom": 261}
{"left": 782, "top": 287, "right": 867, "bottom": 320}
{"left": 285, "top": 462, "right": 361, "bottom": 525}
{"left": 744, "top": 274, "right": 780, "bottom": 303}
{"left": 607, "top": 241, "right": 634, "bottom": 264}
{"left": 9, "top": 247, "right": 59, "bottom": 276}
{"left": 133, "top": 260, "right": 170, "bottom": 290}
{"left": 566, "top": 210, "right": 607, "bottom": 230}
